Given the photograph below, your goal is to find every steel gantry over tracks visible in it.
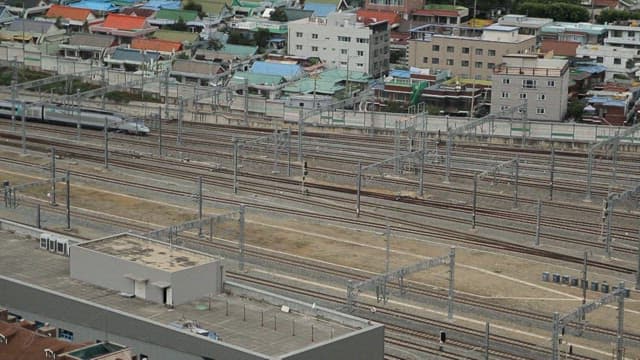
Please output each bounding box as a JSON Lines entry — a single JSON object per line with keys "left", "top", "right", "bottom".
{"left": 444, "top": 102, "right": 527, "bottom": 183}
{"left": 585, "top": 123, "right": 640, "bottom": 202}
{"left": 346, "top": 247, "right": 456, "bottom": 319}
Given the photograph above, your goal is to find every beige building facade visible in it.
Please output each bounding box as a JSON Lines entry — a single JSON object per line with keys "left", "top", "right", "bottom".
{"left": 407, "top": 24, "right": 536, "bottom": 80}
{"left": 491, "top": 54, "right": 569, "bottom": 121}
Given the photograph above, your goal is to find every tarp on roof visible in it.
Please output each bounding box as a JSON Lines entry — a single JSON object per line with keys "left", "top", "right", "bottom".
{"left": 230, "top": 71, "right": 285, "bottom": 86}
{"left": 303, "top": 2, "right": 336, "bottom": 17}
{"left": 389, "top": 69, "right": 410, "bottom": 78}
{"left": 250, "top": 61, "right": 304, "bottom": 81}
{"left": 71, "top": 0, "right": 119, "bottom": 11}
{"left": 141, "top": 0, "right": 181, "bottom": 9}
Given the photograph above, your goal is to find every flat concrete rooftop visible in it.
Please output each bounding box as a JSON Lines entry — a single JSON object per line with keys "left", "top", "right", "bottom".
{"left": 0, "top": 231, "right": 356, "bottom": 356}
{"left": 79, "top": 233, "right": 214, "bottom": 272}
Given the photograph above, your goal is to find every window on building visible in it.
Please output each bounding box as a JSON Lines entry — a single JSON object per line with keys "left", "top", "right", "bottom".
{"left": 432, "top": 58, "right": 439, "bottom": 64}
{"left": 502, "top": 78, "right": 510, "bottom": 84}
{"left": 422, "top": 57, "right": 429, "bottom": 63}
{"left": 59, "top": 329, "right": 74, "bottom": 341}
{"left": 628, "top": 31, "right": 635, "bottom": 37}
{"left": 462, "top": 47, "right": 470, "bottom": 54}
{"left": 357, "top": 63, "right": 364, "bottom": 68}
{"left": 338, "top": 36, "right": 351, "bottom": 42}
{"left": 296, "top": 45, "right": 303, "bottom": 50}
{"left": 446, "top": 46, "right": 454, "bottom": 53}
{"left": 501, "top": 91, "right": 509, "bottom": 98}
{"left": 341, "top": 49, "right": 348, "bottom": 55}
{"left": 446, "top": 59, "right": 454, "bottom": 65}
{"left": 537, "top": 94, "right": 546, "bottom": 100}
{"left": 501, "top": 105, "right": 509, "bottom": 111}
{"left": 488, "top": 49, "right": 496, "bottom": 56}
{"left": 475, "top": 61, "right": 482, "bottom": 68}
{"left": 519, "top": 93, "right": 527, "bottom": 99}
{"left": 522, "top": 79, "right": 537, "bottom": 89}
{"left": 475, "top": 48, "right": 483, "bottom": 56}
{"left": 312, "top": 33, "right": 318, "bottom": 39}
{"left": 357, "top": 50, "right": 364, "bottom": 56}
{"left": 340, "top": 61, "right": 347, "bottom": 66}
{"left": 488, "top": 63, "right": 495, "bottom": 69}
{"left": 384, "top": 46, "right": 389, "bottom": 54}
{"left": 536, "top": 107, "right": 545, "bottom": 114}
{"left": 461, "top": 60, "right": 469, "bottom": 67}
{"left": 614, "top": 58, "right": 622, "bottom": 65}
{"left": 613, "top": 30, "right": 622, "bottom": 37}
{"left": 596, "top": 57, "right": 604, "bottom": 63}
{"left": 312, "top": 46, "right": 318, "bottom": 51}
{"left": 357, "top": 38, "right": 369, "bottom": 43}
{"left": 547, "top": 80, "right": 555, "bottom": 87}
{"left": 296, "top": 32, "right": 303, "bottom": 38}
{"left": 432, "top": 44, "right": 440, "bottom": 51}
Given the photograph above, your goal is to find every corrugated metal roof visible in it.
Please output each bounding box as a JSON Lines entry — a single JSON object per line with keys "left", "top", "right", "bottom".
{"left": 302, "top": 2, "right": 336, "bottom": 17}
{"left": 250, "top": 61, "right": 303, "bottom": 81}
{"left": 68, "top": 33, "right": 115, "bottom": 48}
{"left": 172, "top": 59, "right": 222, "bottom": 75}
{"left": 230, "top": 71, "right": 285, "bottom": 85}
{"left": 110, "top": 47, "right": 161, "bottom": 62}
{"left": 7, "top": 19, "right": 55, "bottom": 33}
{"left": 45, "top": 5, "right": 92, "bottom": 21}
{"left": 102, "top": 13, "right": 148, "bottom": 30}
{"left": 220, "top": 44, "right": 257, "bottom": 56}
{"left": 154, "top": 8, "right": 198, "bottom": 22}
{"left": 131, "top": 38, "right": 182, "bottom": 52}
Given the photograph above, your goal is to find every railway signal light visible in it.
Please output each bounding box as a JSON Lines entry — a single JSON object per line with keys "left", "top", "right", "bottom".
{"left": 439, "top": 330, "right": 446, "bottom": 344}
{"left": 303, "top": 161, "right": 308, "bottom": 177}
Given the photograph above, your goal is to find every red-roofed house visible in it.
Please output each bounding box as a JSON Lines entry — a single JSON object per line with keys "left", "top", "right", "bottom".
{"left": 131, "top": 38, "right": 182, "bottom": 55}
{"left": 541, "top": 39, "right": 579, "bottom": 57}
{"left": 0, "top": 320, "right": 88, "bottom": 359}
{"left": 91, "top": 13, "right": 157, "bottom": 44}
{"left": 43, "top": 5, "right": 100, "bottom": 30}
{"left": 356, "top": 9, "right": 401, "bottom": 29}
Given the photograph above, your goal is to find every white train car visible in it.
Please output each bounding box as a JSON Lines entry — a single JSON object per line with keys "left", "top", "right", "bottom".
{"left": 0, "top": 100, "right": 149, "bottom": 135}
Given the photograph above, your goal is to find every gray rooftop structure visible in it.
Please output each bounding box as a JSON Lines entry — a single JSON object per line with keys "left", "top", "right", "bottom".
{"left": 108, "top": 47, "right": 161, "bottom": 63}
{"left": 0, "top": 226, "right": 384, "bottom": 360}
{"left": 6, "top": 18, "right": 55, "bottom": 33}
{"left": 66, "top": 33, "right": 115, "bottom": 49}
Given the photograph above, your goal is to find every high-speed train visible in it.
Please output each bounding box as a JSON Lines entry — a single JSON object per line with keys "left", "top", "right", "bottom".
{"left": 0, "top": 100, "right": 150, "bottom": 135}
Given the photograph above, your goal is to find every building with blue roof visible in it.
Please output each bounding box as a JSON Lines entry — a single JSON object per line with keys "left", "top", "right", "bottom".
{"left": 70, "top": 0, "right": 119, "bottom": 12}
{"left": 250, "top": 61, "right": 304, "bottom": 81}
{"left": 302, "top": 2, "right": 336, "bottom": 17}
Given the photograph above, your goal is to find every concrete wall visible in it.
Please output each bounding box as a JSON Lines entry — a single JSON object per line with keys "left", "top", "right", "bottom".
{"left": 170, "top": 260, "right": 222, "bottom": 305}
{"left": 278, "top": 325, "right": 385, "bottom": 360}
{"left": 70, "top": 242, "right": 222, "bottom": 305}
{"left": 70, "top": 245, "right": 171, "bottom": 304}
{"left": 0, "top": 276, "right": 269, "bottom": 360}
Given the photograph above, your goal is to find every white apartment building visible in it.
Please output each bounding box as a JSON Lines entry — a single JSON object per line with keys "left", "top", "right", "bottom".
{"left": 604, "top": 23, "right": 640, "bottom": 49}
{"left": 287, "top": 11, "right": 390, "bottom": 77}
{"left": 491, "top": 55, "right": 569, "bottom": 121}
{"left": 576, "top": 44, "right": 640, "bottom": 81}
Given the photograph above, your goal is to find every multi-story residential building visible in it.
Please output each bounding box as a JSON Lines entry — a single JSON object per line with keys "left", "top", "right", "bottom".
{"left": 497, "top": 14, "right": 553, "bottom": 44}
{"left": 407, "top": 24, "right": 536, "bottom": 80}
{"left": 491, "top": 54, "right": 569, "bottom": 121}
{"left": 287, "top": 11, "right": 390, "bottom": 77}
{"left": 364, "top": 0, "right": 422, "bottom": 17}
{"left": 604, "top": 22, "right": 640, "bottom": 50}
{"left": 576, "top": 44, "right": 640, "bottom": 81}
{"left": 540, "top": 22, "right": 606, "bottom": 44}
{"left": 411, "top": 4, "right": 469, "bottom": 26}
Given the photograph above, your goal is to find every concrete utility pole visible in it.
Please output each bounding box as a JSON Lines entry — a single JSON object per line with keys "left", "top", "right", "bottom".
{"left": 197, "top": 176, "right": 203, "bottom": 238}
{"left": 549, "top": 146, "right": 555, "bottom": 200}
{"left": 21, "top": 101, "right": 26, "bottom": 154}
{"left": 298, "top": 109, "right": 304, "bottom": 162}
{"left": 534, "top": 199, "right": 542, "bottom": 246}
{"left": 447, "top": 247, "right": 456, "bottom": 320}
{"left": 158, "top": 105, "right": 163, "bottom": 156}
{"left": 512, "top": 155, "right": 520, "bottom": 209}
{"left": 582, "top": 251, "right": 588, "bottom": 320}
{"left": 65, "top": 170, "right": 71, "bottom": 230}
{"left": 232, "top": 137, "right": 239, "bottom": 194}
{"left": 484, "top": 322, "right": 490, "bottom": 360}
{"left": 355, "top": 162, "right": 362, "bottom": 217}
{"left": 104, "top": 118, "right": 109, "bottom": 169}
{"left": 243, "top": 77, "right": 248, "bottom": 125}
{"left": 238, "top": 204, "right": 245, "bottom": 271}
{"left": 472, "top": 174, "right": 478, "bottom": 229}
{"left": 177, "top": 97, "right": 184, "bottom": 146}
{"left": 50, "top": 147, "right": 56, "bottom": 206}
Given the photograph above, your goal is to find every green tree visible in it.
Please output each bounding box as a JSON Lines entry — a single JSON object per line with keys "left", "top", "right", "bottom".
{"left": 566, "top": 100, "right": 584, "bottom": 121}
{"left": 515, "top": 2, "right": 589, "bottom": 22}
{"left": 596, "top": 8, "right": 640, "bottom": 23}
{"left": 208, "top": 38, "right": 223, "bottom": 50}
{"left": 253, "top": 28, "right": 270, "bottom": 49}
{"left": 269, "top": 8, "right": 288, "bottom": 22}
{"left": 170, "top": 16, "right": 188, "bottom": 31}
{"left": 183, "top": 0, "right": 206, "bottom": 18}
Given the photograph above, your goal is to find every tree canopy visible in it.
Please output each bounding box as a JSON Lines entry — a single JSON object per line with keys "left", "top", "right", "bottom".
{"left": 269, "top": 8, "right": 288, "bottom": 22}
{"left": 596, "top": 8, "right": 640, "bottom": 23}
{"left": 514, "top": 1, "right": 589, "bottom": 22}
